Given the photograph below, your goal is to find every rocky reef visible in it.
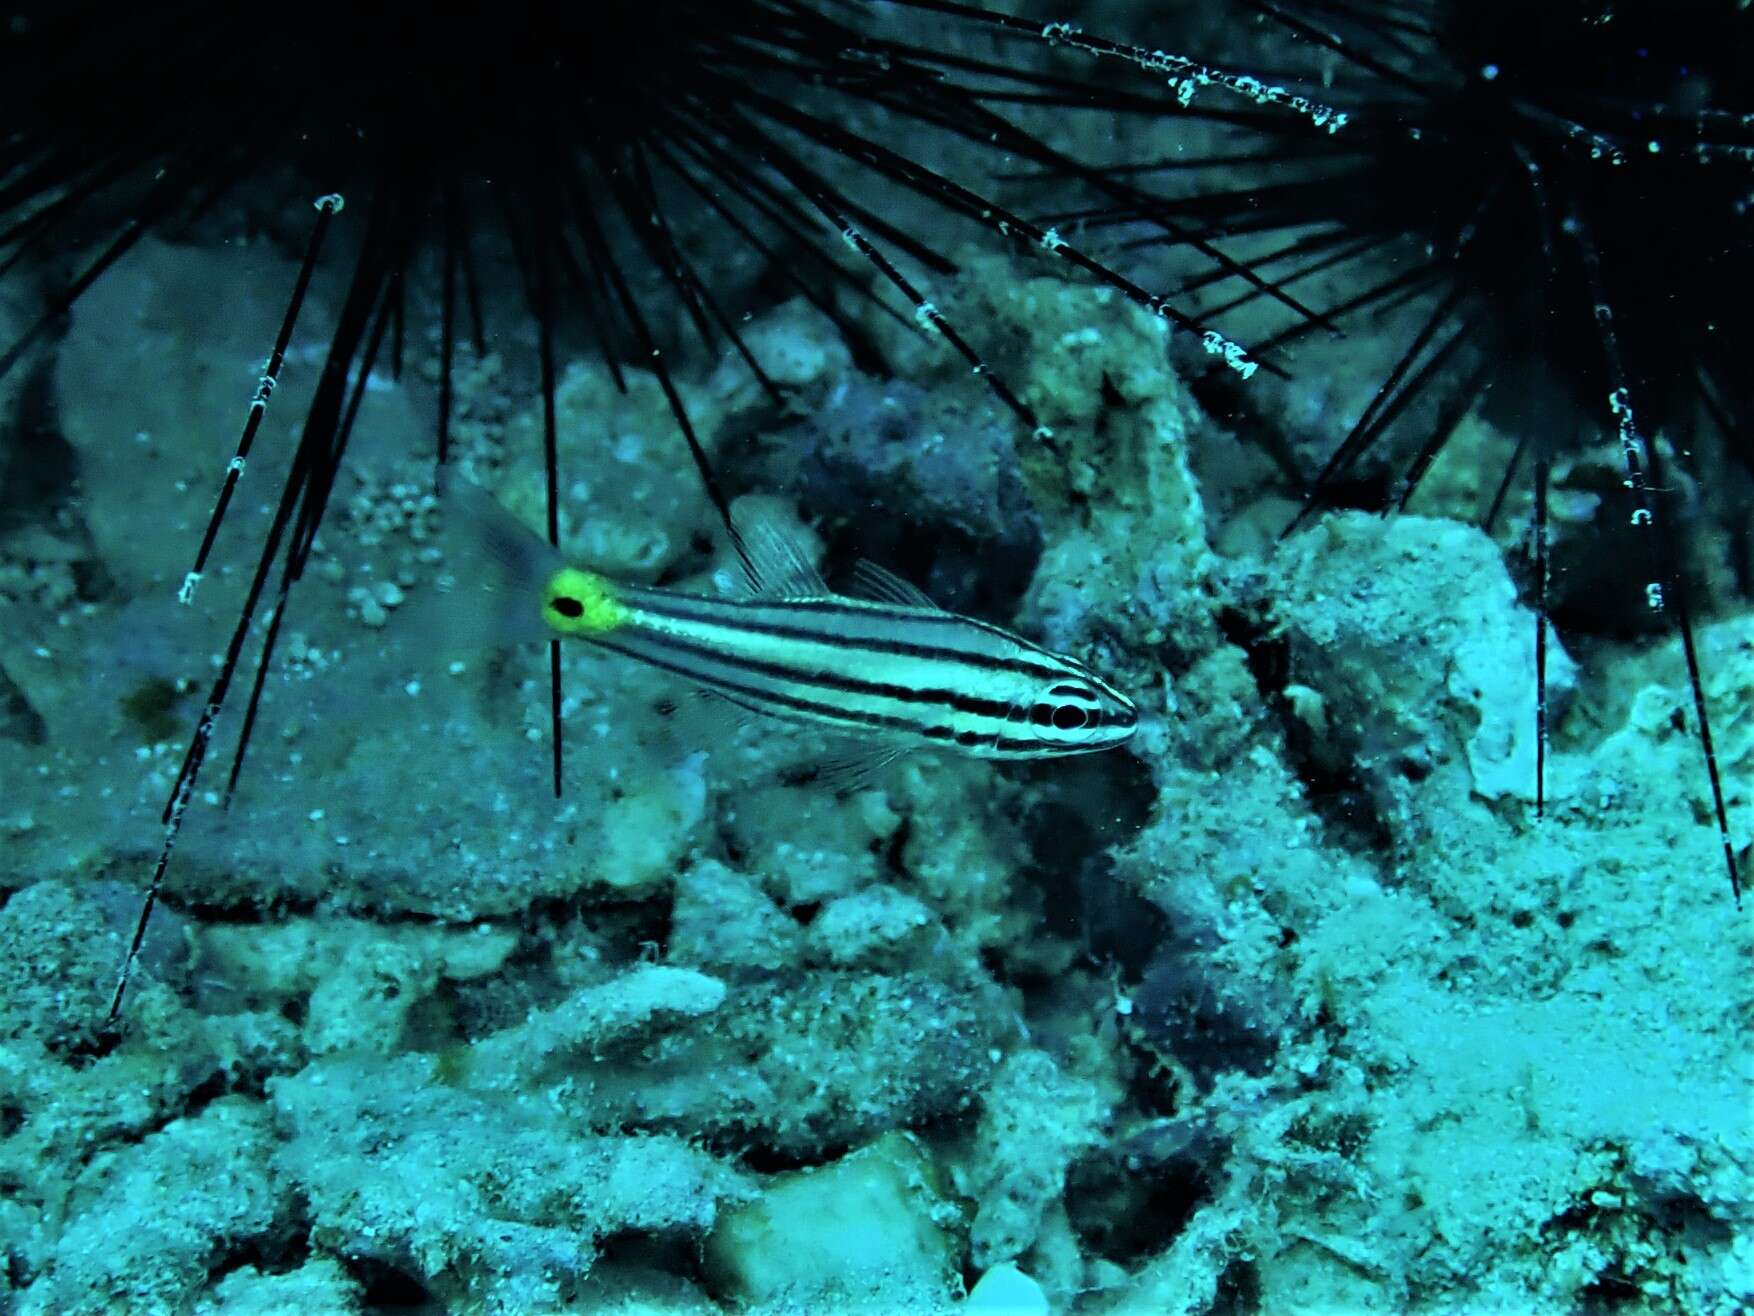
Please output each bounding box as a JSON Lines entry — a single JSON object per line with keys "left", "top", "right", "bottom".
{"left": 1, "top": 223, "right": 1749, "bottom": 1315}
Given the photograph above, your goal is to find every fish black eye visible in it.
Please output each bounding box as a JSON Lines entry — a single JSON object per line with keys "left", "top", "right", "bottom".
{"left": 1029, "top": 699, "right": 1090, "bottom": 733}
{"left": 550, "top": 596, "right": 584, "bottom": 618}
{"left": 1024, "top": 679, "right": 1105, "bottom": 740}
{"left": 1052, "top": 704, "right": 1088, "bottom": 731}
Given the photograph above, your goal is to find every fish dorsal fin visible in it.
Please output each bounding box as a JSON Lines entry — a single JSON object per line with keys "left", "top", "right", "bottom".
{"left": 846, "top": 559, "right": 941, "bottom": 611}
{"left": 732, "top": 512, "right": 830, "bottom": 600}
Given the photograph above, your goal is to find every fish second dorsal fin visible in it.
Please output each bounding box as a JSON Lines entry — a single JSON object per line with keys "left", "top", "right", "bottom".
{"left": 846, "top": 558, "right": 940, "bottom": 611}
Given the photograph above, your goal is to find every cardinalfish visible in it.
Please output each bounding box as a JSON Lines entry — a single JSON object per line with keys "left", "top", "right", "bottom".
{"left": 429, "top": 483, "right": 1137, "bottom": 779}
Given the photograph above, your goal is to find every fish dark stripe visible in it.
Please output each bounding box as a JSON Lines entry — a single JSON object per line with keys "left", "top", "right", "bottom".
{"left": 594, "top": 625, "right": 1022, "bottom": 724}
{"left": 705, "top": 689, "right": 1086, "bottom": 758}
{"left": 710, "top": 686, "right": 1064, "bottom": 754}
{"left": 621, "top": 590, "right": 1072, "bottom": 683}
{"left": 992, "top": 737, "right": 1092, "bottom": 756}
{"left": 590, "top": 635, "right": 969, "bottom": 741}
{"left": 612, "top": 642, "right": 1099, "bottom": 759}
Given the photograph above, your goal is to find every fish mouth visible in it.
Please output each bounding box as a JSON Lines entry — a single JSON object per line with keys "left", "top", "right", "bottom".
{"left": 1107, "top": 701, "right": 1140, "bottom": 743}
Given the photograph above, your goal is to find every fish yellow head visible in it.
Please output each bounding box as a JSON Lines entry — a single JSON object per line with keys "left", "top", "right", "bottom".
{"left": 542, "top": 566, "right": 630, "bottom": 636}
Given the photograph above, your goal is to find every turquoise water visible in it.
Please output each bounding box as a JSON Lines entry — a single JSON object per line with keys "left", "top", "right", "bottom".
{"left": 0, "top": 4, "right": 1749, "bottom": 1313}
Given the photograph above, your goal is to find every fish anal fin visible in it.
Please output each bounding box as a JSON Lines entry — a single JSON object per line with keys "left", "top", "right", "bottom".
{"left": 783, "top": 742, "right": 906, "bottom": 798}
{"left": 846, "top": 559, "right": 940, "bottom": 611}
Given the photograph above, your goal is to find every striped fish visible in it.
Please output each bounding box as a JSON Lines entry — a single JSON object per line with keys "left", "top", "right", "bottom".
{"left": 434, "top": 485, "right": 1137, "bottom": 771}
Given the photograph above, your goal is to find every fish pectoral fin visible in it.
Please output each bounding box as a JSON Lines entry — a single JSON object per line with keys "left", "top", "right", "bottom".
{"left": 730, "top": 502, "right": 830, "bottom": 600}
{"left": 782, "top": 742, "right": 906, "bottom": 799}
{"left": 845, "top": 559, "right": 941, "bottom": 611}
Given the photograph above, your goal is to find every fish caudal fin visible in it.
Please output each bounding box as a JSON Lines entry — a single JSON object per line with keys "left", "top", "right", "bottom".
{"left": 396, "top": 478, "right": 565, "bottom": 657}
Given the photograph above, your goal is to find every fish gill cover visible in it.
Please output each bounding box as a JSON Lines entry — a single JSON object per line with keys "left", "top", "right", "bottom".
{"left": 0, "top": 1, "right": 1748, "bottom": 1313}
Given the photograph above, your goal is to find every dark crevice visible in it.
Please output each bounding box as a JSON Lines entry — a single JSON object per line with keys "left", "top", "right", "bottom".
{"left": 204, "top": 1226, "right": 313, "bottom": 1293}
{"left": 148, "top": 890, "right": 322, "bottom": 927}
{"left": 731, "top": 1138, "right": 847, "bottom": 1177}
{"left": 345, "top": 1256, "right": 435, "bottom": 1311}
{"left": 1006, "top": 750, "right": 1159, "bottom": 984}
{"left": 1212, "top": 1257, "right": 1262, "bottom": 1315}
{"left": 580, "top": 893, "right": 673, "bottom": 965}
{"left": 1065, "top": 1136, "right": 1214, "bottom": 1267}
{"left": 593, "top": 1230, "right": 711, "bottom": 1295}
{"left": 1216, "top": 605, "right": 1395, "bottom": 859}
{"left": 878, "top": 812, "right": 913, "bottom": 880}
{"left": 0, "top": 669, "right": 46, "bottom": 746}
{"left": 0, "top": 357, "right": 78, "bottom": 530}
